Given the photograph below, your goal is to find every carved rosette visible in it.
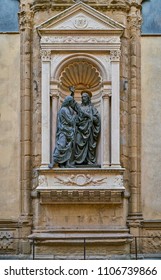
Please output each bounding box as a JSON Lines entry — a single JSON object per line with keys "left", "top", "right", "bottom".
{"left": 40, "top": 49, "right": 51, "bottom": 61}
{"left": 110, "top": 50, "right": 121, "bottom": 62}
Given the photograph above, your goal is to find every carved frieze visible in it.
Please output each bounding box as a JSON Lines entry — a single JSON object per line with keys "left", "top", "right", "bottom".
{"left": 31, "top": 0, "right": 130, "bottom": 13}
{"left": 41, "top": 36, "right": 120, "bottom": 44}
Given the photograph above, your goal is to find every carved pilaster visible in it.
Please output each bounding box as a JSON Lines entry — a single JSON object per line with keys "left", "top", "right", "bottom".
{"left": 110, "top": 49, "right": 121, "bottom": 167}
{"left": 19, "top": 5, "right": 33, "bottom": 229}
{"left": 50, "top": 90, "right": 59, "bottom": 152}
{"left": 102, "top": 88, "right": 111, "bottom": 167}
{"left": 41, "top": 49, "right": 51, "bottom": 167}
{"left": 127, "top": 4, "right": 142, "bottom": 225}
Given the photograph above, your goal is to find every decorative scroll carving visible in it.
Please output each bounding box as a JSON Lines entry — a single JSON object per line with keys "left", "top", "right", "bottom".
{"left": 41, "top": 36, "right": 120, "bottom": 44}
{"left": 0, "top": 231, "right": 14, "bottom": 250}
{"left": 55, "top": 174, "right": 107, "bottom": 186}
{"left": 40, "top": 49, "right": 51, "bottom": 61}
{"left": 38, "top": 175, "right": 48, "bottom": 187}
{"left": 110, "top": 50, "right": 121, "bottom": 62}
{"left": 40, "top": 189, "right": 123, "bottom": 204}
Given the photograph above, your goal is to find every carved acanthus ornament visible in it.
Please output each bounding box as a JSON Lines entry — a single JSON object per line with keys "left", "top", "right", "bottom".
{"left": 40, "top": 49, "right": 51, "bottom": 61}
{"left": 19, "top": 10, "right": 33, "bottom": 31}
{"left": 110, "top": 50, "right": 121, "bottom": 62}
{"left": 127, "top": 7, "right": 142, "bottom": 34}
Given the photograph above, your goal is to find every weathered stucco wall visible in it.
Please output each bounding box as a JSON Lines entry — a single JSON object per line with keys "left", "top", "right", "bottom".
{"left": 0, "top": 34, "right": 20, "bottom": 220}
{"left": 141, "top": 36, "right": 161, "bottom": 220}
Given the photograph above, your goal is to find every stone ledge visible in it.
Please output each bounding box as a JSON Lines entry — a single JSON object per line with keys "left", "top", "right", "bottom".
{"left": 29, "top": 229, "right": 132, "bottom": 244}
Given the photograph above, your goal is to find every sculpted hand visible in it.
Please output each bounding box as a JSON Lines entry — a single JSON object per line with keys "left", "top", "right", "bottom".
{"left": 69, "top": 86, "right": 75, "bottom": 97}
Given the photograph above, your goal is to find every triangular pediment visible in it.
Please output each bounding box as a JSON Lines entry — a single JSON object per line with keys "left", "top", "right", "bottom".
{"left": 37, "top": 2, "right": 124, "bottom": 33}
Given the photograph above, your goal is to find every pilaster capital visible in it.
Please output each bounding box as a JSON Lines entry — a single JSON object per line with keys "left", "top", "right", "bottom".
{"left": 19, "top": 11, "right": 33, "bottom": 31}
{"left": 127, "top": 6, "right": 142, "bottom": 33}
{"left": 50, "top": 92, "right": 59, "bottom": 99}
{"left": 110, "top": 50, "right": 121, "bottom": 62}
{"left": 40, "top": 49, "right": 51, "bottom": 62}
{"left": 102, "top": 90, "right": 112, "bottom": 99}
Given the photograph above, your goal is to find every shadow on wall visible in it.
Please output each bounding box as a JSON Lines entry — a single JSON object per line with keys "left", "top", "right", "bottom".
{"left": 142, "top": 0, "right": 161, "bottom": 34}
{"left": 0, "top": 0, "right": 19, "bottom": 32}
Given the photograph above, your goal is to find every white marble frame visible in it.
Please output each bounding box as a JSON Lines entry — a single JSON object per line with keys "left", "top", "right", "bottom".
{"left": 39, "top": 35, "right": 122, "bottom": 169}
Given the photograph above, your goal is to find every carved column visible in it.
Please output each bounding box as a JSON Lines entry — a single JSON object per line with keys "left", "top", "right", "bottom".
{"left": 40, "top": 50, "right": 51, "bottom": 168}
{"left": 110, "top": 50, "right": 121, "bottom": 168}
{"left": 102, "top": 85, "right": 111, "bottom": 167}
{"left": 50, "top": 85, "right": 59, "bottom": 153}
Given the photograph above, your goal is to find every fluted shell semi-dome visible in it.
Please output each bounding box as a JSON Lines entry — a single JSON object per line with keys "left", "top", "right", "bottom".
{"left": 59, "top": 61, "right": 102, "bottom": 90}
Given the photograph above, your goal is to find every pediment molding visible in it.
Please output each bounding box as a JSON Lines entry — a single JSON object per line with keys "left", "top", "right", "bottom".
{"left": 37, "top": 2, "right": 124, "bottom": 35}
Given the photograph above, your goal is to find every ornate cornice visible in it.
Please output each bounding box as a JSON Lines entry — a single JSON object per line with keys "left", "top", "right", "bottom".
{"left": 39, "top": 189, "right": 124, "bottom": 204}
{"left": 31, "top": 0, "right": 131, "bottom": 13}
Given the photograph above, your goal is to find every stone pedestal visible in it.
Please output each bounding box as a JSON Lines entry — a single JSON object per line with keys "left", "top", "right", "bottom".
{"left": 30, "top": 167, "right": 132, "bottom": 258}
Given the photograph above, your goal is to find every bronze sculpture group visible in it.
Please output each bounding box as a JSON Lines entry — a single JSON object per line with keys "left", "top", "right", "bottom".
{"left": 49, "top": 86, "right": 101, "bottom": 168}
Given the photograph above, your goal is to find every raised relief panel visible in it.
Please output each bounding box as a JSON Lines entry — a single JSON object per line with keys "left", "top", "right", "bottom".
{"left": 0, "top": 231, "right": 14, "bottom": 251}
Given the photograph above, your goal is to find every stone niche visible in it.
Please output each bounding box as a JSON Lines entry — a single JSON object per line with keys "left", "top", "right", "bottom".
{"left": 33, "top": 2, "right": 131, "bottom": 258}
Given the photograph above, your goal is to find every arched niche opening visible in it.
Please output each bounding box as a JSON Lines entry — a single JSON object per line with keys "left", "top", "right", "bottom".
{"left": 50, "top": 54, "right": 111, "bottom": 166}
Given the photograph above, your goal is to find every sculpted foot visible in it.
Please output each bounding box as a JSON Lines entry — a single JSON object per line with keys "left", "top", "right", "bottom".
{"left": 48, "top": 162, "right": 55, "bottom": 169}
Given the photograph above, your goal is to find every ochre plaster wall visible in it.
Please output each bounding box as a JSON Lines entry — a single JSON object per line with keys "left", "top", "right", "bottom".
{"left": 141, "top": 36, "right": 161, "bottom": 220}
{"left": 0, "top": 34, "right": 20, "bottom": 220}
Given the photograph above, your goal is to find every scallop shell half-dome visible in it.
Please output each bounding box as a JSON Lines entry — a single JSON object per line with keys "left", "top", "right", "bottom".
{"left": 60, "top": 61, "right": 102, "bottom": 90}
